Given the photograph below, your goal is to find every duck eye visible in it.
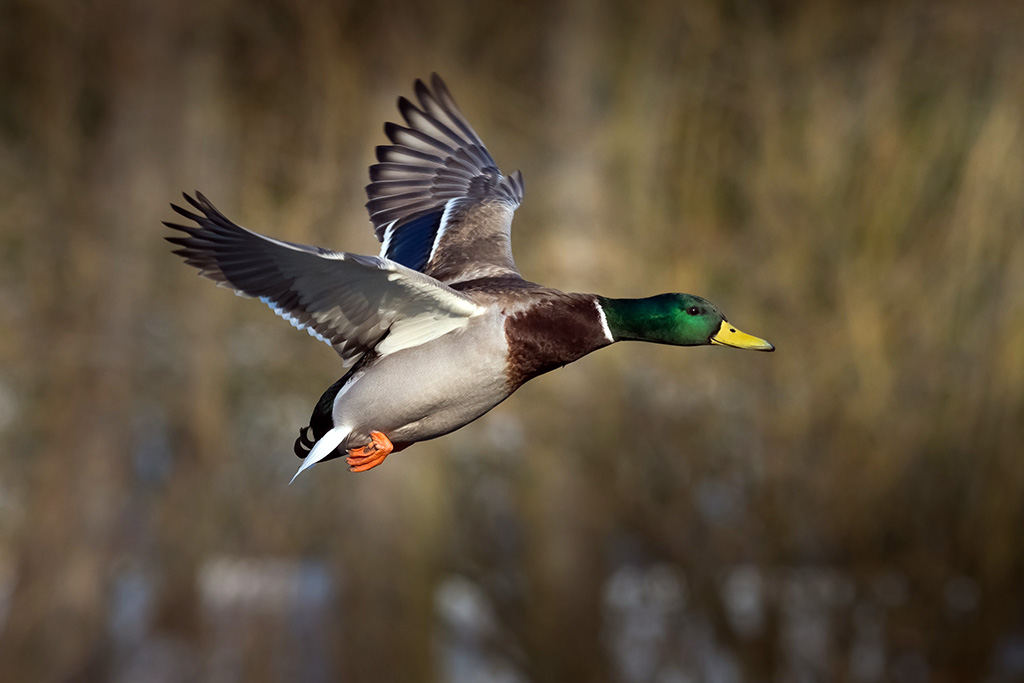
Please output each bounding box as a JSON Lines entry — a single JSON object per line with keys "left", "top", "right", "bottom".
{"left": 687, "top": 306, "right": 701, "bottom": 316}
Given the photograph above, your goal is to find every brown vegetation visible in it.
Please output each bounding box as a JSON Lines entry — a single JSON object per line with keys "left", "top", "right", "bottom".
{"left": 1, "top": 0, "right": 1022, "bottom": 680}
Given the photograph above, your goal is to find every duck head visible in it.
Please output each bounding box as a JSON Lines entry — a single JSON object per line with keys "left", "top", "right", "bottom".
{"left": 597, "top": 293, "right": 774, "bottom": 351}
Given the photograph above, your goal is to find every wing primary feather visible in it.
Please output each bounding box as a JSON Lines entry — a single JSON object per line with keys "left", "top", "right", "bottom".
{"left": 375, "top": 145, "right": 445, "bottom": 165}
{"left": 168, "top": 192, "right": 484, "bottom": 363}
{"left": 364, "top": 76, "right": 525, "bottom": 283}
{"left": 398, "top": 96, "right": 469, "bottom": 149}
{"left": 384, "top": 122, "right": 457, "bottom": 156}
{"left": 369, "top": 164, "right": 437, "bottom": 181}
{"left": 428, "top": 74, "right": 487, "bottom": 149}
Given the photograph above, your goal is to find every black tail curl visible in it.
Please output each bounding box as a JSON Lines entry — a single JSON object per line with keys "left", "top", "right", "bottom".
{"left": 294, "top": 426, "right": 317, "bottom": 458}
{"left": 292, "top": 359, "right": 366, "bottom": 460}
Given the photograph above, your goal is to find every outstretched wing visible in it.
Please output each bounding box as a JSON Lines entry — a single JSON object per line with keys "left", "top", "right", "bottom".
{"left": 165, "top": 192, "right": 485, "bottom": 365}
{"left": 366, "top": 74, "right": 525, "bottom": 285}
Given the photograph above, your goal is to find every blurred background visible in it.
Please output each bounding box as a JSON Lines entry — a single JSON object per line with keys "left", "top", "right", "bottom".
{"left": 1, "top": 0, "right": 1023, "bottom": 680}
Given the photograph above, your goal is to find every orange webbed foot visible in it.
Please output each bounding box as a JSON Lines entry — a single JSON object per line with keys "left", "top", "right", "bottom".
{"left": 346, "top": 431, "right": 394, "bottom": 472}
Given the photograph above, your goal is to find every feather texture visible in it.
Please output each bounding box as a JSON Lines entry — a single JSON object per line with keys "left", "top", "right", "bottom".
{"left": 165, "top": 192, "right": 484, "bottom": 365}
{"left": 366, "top": 74, "right": 525, "bottom": 284}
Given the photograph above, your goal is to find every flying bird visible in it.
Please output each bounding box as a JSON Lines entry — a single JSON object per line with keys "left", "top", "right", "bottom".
{"left": 165, "top": 74, "right": 774, "bottom": 482}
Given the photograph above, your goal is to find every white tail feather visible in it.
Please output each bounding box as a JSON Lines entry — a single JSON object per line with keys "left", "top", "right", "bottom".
{"left": 289, "top": 427, "right": 349, "bottom": 484}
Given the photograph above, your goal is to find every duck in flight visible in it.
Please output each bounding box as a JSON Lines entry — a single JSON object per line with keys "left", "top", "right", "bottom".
{"left": 165, "top": 74, "right": 774, "bottom": 482}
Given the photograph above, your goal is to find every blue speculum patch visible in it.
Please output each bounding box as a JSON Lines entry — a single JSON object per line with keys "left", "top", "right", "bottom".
{"left": 386, "top": 210, "right": 443, "bottom": 271}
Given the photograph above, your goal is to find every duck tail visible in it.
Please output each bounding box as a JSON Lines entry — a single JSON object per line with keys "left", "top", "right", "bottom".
{"left": 294, "top": 426, "right": 317, "bottom": 457}
{"left": 290, "top": 426, "right": 351, "bottom": 484}
{"left": 292, "top": 369, "right": 357, "bottom": 459}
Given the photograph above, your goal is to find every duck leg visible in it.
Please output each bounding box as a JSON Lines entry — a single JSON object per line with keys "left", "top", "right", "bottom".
{"left": 346, "top": 431, "right": 394, "bottom": 472}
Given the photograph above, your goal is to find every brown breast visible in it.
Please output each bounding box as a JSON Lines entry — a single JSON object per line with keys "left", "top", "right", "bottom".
{"left": 502, "top": 290, "right": 612, "bottom": 389}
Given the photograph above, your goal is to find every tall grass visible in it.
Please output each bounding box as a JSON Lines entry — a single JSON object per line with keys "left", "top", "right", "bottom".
{"left": 1, "top": 0, "right": 1022, "bottom": 680}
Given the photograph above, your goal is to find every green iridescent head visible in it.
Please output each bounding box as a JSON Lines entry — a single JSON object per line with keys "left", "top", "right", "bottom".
{"left": 597, "top": 294, "right": 774, "bottom": 351}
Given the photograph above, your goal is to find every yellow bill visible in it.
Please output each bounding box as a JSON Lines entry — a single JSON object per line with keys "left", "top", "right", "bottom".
{"left": 710, "top": 320, "right": 775, "bottom": 352}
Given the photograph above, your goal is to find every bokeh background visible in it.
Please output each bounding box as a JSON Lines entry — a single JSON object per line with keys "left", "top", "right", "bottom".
{"left": 2, "top": 0, "right": 1023, "bottom": 680}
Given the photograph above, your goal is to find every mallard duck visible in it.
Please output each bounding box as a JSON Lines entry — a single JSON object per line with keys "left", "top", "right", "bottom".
{"left": 165, "top": 74, "right": 773, "bottom": 481}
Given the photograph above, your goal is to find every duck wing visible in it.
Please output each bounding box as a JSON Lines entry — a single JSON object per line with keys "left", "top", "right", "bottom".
{"left": 165, "top": 192, "right": 484, "bottom": 366}
{"left": 366, "top": 74, "right": 525, "bottom": 285}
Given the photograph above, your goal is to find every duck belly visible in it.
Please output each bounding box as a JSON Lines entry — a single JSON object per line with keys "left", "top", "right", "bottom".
{"left": 332, "top": 323, "right": 512, "bottom": 449}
